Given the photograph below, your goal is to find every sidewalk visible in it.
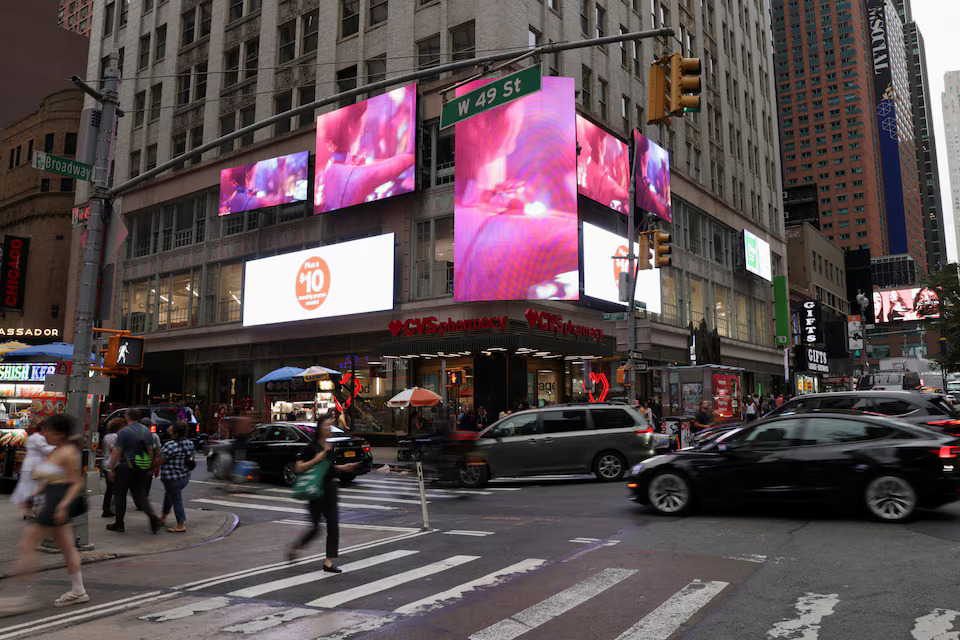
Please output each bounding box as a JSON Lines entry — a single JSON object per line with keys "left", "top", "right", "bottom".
{"left": 371, "top": 446, "right": 399, "bottom": 465}
{"left": 0, "top": 483, "right": 237, "bottom": 579}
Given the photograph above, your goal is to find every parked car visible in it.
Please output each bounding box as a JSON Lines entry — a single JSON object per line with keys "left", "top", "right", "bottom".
{"left": 463, "top": 403, "right": 658, "bottom": 487}
{"left": 627, "top": 411, "right": 960, "bottom": 523}
{"left": 206, "top": 421, "right": 373, "bottom": 486}
{"left": 765, "top": 391, "right": 960, "bottom": 433}
{"left": 856, "top": 370, "right": 922, "bottom": 391}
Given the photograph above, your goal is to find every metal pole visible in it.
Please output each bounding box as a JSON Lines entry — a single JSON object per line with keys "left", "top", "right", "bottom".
{"left": 441, "top": 359, "right": 448, "bottom": 423}
{"left": 415, "top": 461, "right": 430, "bottom": 531}
{"left": 68, "top": 54, "right": 120, "bottom": 550}
{"left": 626, "top": 149, "right": 638, "bottom": 406}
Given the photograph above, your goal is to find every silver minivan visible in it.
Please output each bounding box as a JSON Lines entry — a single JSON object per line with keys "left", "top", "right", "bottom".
{"left": 461, "top": 403, "right": 657, "bottom": 487}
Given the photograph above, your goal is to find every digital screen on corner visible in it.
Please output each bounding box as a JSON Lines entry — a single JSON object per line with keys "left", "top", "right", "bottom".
{"left": 314, "top": 84, "right": 417, "bottom": 214}
{"left": 576, "top": 115, "right": 629, "bottom": 214}
{"left": 872, "top": 287, "right": 940, "bottom": 323}
{"left": 633, "top": 132, "right": 672, "bottom": 222}
{"left": 453, "top": 76, "right": 579, "bottom": 302}
{"left": 582, "top": 222, "right": 661, "bottom": 314}
{"left": 219, "top": 151, "right": 309, "bottom": 216}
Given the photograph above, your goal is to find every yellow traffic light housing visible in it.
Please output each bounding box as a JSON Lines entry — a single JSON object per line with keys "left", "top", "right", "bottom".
{"left": 669, "top": 53, "right": 701, "bottom": 114}
{"left": 105, "top": 335, "right": 145, "bottom": 370}
{"left": 653, "top": 231, "right": 672, "bottom": 268}
{"left": 616, "top": 366, "right": 627, "bottom": 385}
{"left": 647, "top": 61, "right": 670, "bottom": 125}
{"left": 637, "top": 232, "right": 652, "bottom": 270}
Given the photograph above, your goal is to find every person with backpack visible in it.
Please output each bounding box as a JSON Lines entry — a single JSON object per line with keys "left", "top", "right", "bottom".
{"left": 157, "top": 421, "right": 195, "bottom": 533}
{"left": 104, "top": 409, "right": 162, "bottom": 534}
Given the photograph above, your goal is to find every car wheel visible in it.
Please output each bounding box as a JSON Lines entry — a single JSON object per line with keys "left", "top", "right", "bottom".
{"left": 459, "top": 464, "right": 489, "bottom": 488}
{"left": 647, "top": 471, "right": 692, "bottom": 515}
{"left": 864, "top": 474, "right": 917, "bottom": 522}
{"left": 593, "top": 451, "right": 627, "bottom": 482}
{"left": 339, "top": 473, "right": 356, "bottom": 486}
{"left": 282, "top": 461, "right": 298, "bottom": 487}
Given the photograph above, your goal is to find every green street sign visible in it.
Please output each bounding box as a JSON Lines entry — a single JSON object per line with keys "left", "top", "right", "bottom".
{"left": 32, "top": 150, "right": 93, "bottom": 182}
{"left": 601, "top": 312, "right": 627, "bottom": 321}
{"left": 440, "top": 65, "right": 542, "bottom": 129}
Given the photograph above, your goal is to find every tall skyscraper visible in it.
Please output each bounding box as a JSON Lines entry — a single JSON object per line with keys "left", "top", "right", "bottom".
{"left": 944, "top": 71, "right": 960, "bottom": 256}
{"left": 58, "top": 0, "right": 94, "bottom": 37}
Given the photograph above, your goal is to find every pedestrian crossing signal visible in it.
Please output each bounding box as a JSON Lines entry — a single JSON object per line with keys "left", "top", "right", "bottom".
{"left": 448, "top": 369, "right": 464, "bottom": 386}
{"left": 105, "top": 335, "right": 145, "bottom": 370}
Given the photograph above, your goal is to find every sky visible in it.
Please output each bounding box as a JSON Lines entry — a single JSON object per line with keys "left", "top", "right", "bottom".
{"left": 909, "top": 0, "right": 960, "bottom": 263}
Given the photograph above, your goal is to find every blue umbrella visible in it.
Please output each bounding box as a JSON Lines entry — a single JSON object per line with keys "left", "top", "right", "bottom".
{"left": 3, "top": 342, "right": 91, "bottom": 361}
{"left": 256, "top": 366, "right": 307, "bottom": 385}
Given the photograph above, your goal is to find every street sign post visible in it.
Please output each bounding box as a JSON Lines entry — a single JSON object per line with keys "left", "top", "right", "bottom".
{"left": 32, "top": 150, "right": 93, "bottom": 182}
{"left": 628, "top": 350, "right": 644, "bottom": 360}
{"left": 440, "top": 65, "right": 542, "bottom": 129}
{"left": 601, "top": 312, "right": 627, "bottom": 321}
{"left": 633, "top": 361, "right": 649, "bottom": 372}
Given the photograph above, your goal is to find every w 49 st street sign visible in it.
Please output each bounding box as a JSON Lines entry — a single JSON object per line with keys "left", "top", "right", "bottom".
{"left": 440, "top": 65, "right": 542, "bottom": 129}
{"left": 32, "top": 151, "right": 93, "bottom": 182}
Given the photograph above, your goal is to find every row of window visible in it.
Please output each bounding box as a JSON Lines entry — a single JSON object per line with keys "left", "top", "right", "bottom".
{"left": 7, "top": 133, "right": 77, "bottom": 170}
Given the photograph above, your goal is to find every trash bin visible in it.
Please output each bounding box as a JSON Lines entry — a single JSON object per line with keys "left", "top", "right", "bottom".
{"left": 661, "top": 415, "right": 694, "bottom": 450}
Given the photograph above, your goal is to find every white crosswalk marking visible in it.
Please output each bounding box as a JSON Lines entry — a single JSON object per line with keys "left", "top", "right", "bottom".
{"left": 354, "top": 479, "right": 495, "bottom": 495}
{"left": 221, "top": 607, "right": 320, "bottom": 634}
{"left": 228, "top": 550, "right": 419, "bottom": 599}
{"left": 340, "top": 487, "right": 452, "bottom": 500}
{"left": 307, "top": 555, "right": 481, "bottom": 608}
{"left": 614, "top": 580, "right": 729, "bottom": 640}
{"left": 395, "top": 559, "right": 546, "bottom": 615}
{"left": 242, "top": 490, "right": 431, "bottom": 505}
{"left": 190, "top": 497, "right": 397, "bottom": 512}
{"left": 443, "top": 530, "right": 496, "bottom": 537}
{"left": 912, "top": 608, "right": 960, "bottom": 640}
{"left": 469, "top": 568, "right": 638, "bottom": 640}
{"left": 767, "top": 593, "right": 840, "bottom": 639}
{"left": 140, "top": 597, "right": 231, "bottom": 621}
{"left": 317, "top": 614, "right": 398, "bottom": 640}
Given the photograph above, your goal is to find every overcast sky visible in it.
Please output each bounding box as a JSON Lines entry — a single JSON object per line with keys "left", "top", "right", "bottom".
{"left": 909, "top": 0, "right": 960, "bottom": 262}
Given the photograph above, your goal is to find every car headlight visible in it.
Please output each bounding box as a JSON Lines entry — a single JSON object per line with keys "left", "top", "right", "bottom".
{"left": 630, "top": 463, "right": 645, "bottom": 475}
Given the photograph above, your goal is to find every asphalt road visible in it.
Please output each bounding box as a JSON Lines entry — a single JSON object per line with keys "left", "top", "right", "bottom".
{"left": 3, "top": 461, "right": 960, "bottom": 639}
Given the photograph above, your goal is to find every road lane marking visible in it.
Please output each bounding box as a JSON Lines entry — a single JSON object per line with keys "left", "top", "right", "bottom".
{"left": 273, "top": 519, "right": 420, "bottom": 533}
{"left": 140, "top": 596, "right": 232, "bottom": 621}
{"left": 614, "top": 579, "right": 729, "bottom": 640}
{"left": 228, "top": 550, "right": 419, "bottom": 599}
{"left": 0, "top": 590, "right": 165, "bottom": 636}
{"left": 395, "top": 559, "right": 546, "bottom": 615}
{"left": 190, "top": 497, "right": 397, "bottom": 512}
{"left": 912, "top": 609, "right": 960, "bottom": 639}
{"left": 307, "top": 555, "right": 480, "bottom": 608}
{"left": 222, "top": 607, "right": 320, "bottom": 634}
{"left": 469, "top": 568, "right": 637, "bottom": 640}
{"left": 766, "top": 593, "right": 840, "bottom": 639}
{"left": 340, "top": 487, "right": 454, "bottom": 500}
{"left": 354, "top": 479, "right": 495, "bottom": 495}
{"left": 443, "top": 530, "right": 496, "bottom": 537}
{"left": 569, "top": 537, "right": 600, "bottom": 543}
{"left": 236, "top": 491, "right": 430, "bottom": 506}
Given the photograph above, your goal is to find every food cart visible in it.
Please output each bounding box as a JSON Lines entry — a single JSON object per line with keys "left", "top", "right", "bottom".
{"left": 661, "top": 364, "right": 745, "bottom": 424}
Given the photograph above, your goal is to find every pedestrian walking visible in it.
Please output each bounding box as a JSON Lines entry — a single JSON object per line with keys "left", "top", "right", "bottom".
{"left": 775, "top": 393, "right": 784, "bottom": 408}
{"left": 158, "top": 421, "right": 195, "bottom": 533}
{"left": 692, "top": 400, "right": 714, "bottom": 434}
{"left": 0, "top": 415, "right": 88, "bottom": 615}
{"left": 104, "top": 409, "right": 162, "bottom": 534}
{"left": 476, "top": 406, "right": 490, "bottom": 429}
{"left": 99, "top": 418, "right": 124, "bottom": 519}
{"left": 744, "top": 394, "right": 758, "bottom": 422}
{"left": 286, "top": 412, "right": 359, "bottom": 571}
{"left": 641, "top": 400, "right": 654, "bottom": 428}
{"left": 10, "top": 424, "right": 54, "bottom": 519}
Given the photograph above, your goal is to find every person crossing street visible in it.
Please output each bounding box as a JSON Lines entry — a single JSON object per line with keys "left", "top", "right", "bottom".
{"left": 104, "top": 409, "right": 162, "bottom": 534}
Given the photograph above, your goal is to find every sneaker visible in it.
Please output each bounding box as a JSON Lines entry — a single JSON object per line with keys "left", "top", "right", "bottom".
{"left": 54, "top": 591, "right": 89, "bottom": 607}
{"left": 106, "top": 523, "right": 125, "bottom": 533}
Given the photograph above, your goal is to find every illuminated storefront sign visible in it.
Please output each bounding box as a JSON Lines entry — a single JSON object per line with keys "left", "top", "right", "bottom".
{"left": 0, "top": 328, "right": 60, "bottom": 337}
{"left": 0, "top": 363, "right": 56, "bottom": 383}
{"left": 388, "top": 315, "right": 509, "bottom": 337}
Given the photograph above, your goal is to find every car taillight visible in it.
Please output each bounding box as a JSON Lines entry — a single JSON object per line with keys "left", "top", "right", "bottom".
{"left": 938, "top": 446, "right": 960, "bottom": 459}
{"left": 635, "top": 428, "right": 652, "bottom": 435}
{"left": 926, "top": 420, "right": 960, "bottom": 428}
{"left": 362, "top": 445, "right": 371, "bottom": 452}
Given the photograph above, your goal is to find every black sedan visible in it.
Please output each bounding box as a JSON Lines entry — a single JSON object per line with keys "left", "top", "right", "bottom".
{"left": 206, "top": 421, "right": 373, "bottom": 486}
{"left": 628, "top": 411, "right": 960, "bottom": 522}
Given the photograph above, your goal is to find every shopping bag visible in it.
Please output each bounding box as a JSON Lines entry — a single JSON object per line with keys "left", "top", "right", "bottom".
{"left": 291, "top": 459, "right": 330, "bottom": 501}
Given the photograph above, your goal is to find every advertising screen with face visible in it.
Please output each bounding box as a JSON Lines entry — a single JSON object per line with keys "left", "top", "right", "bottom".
{"left": 633, "top": 132, "right": 672, "bottom": 222}
{"left": 873, "top": 287, "right": 940, "bottom": 323}
{"left": 576, "top": 115, "right": 629, "bottom": 214}
{"left": 242, "top": 233, "right": 395, "bottom": 327}
{"left": 743, "top": 230, "right": 772, "bottom": 281}
{"left": 219, "top": 151, "right": 309, "bottom": 216}
{"left": 582, "top": 222, "right": 662, "bottom": 313}
{"left": 314, "top": 84, "right": 417, "bottom": 214}
{"left": 454, "top": 76, "right": 578, "bottom": 302}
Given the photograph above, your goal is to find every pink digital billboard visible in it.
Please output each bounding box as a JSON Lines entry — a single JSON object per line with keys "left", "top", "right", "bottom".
{"left": 633, "top": 132, "right": 672, "bottom": 222}
{"left": 314, "top": 84, "right": 416, "bottom": 214}
{"left": 454, "top": 76, "right": 578, "bottom": 302}
{"left": 576, "top": 115, "right": 629, "bottom": 214}
{"left": 219, "top": 151, "right": 309, "bottom": 216}
{"left": 873, "top": 287, "right": 940, "bottom": 323}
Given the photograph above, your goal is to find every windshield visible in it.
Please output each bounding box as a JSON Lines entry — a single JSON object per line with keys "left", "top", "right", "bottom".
{"left": 697, "top": 427, "right": 743, "bottom": 450}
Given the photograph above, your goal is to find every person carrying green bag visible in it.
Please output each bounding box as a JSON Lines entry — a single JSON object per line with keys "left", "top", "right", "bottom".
{"left": 286, "top": 412, "right": 359, "bottom": 572}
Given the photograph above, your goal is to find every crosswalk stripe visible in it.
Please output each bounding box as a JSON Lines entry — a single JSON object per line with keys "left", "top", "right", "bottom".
{"left": 394, "top": 559, "right": 546, "bottom": 615}
{"left": 240, "top": 490, "right": 430, "bottom": 506}
{"left": 443, "top": 530, "right": 495, "bottom": 537}
{"left": 306, "top": 555, "right": 481, "bottom": 609}
{"left": 273, "top": 519, "right": 420, "bottom": 533}
{"left": 340, "top": 487, "right": 454, "bottom": 500}
{"left": 227, "top": 550, "right": 419, "bottom": 599}
{"left": 0, "top": 590, "right": 164, "bottom": 636}
{"left": 190, "top": 497, "right": 397, "bottom": 512}
{"left": 221, "top": 607, "right": 320, "bottom": 634}
{"left": 912, "top": 608, "right": 960, "bottom": 639}
{"left": 614, "top": 580, "right": 728, "bottom": 640}
{"left": 140, "top": 597, "right": 231, "bottom": 622}
{"left": 469, "top": 568, "right": 638, "bottom": 640}
{"left": 766, "top": 593, "right": 840, "bottom": 639}
{"left": 356, "top": 479, "right": 494, "bottom": 495}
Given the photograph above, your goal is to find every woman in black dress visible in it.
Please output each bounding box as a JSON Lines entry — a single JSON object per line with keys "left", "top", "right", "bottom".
{"left": 286, "top": 412, "right": 359, "bottom": 571}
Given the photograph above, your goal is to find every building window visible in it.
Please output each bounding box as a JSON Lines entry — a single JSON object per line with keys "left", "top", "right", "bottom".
{"left": 177, "top": 72, "right": 191, "bottom": 105}
{"left": 413, "top": 216, "right": 454, "bottom": 299}
{"left": 118, "top": 0, "right": 129, "bottom": 27}
{"left": 595, "top": 4, "right": 605, "bottom": 39}
{"left": 172, "top": 133, "right": 187, "bottom": 161}
{"left": 219, "top": 113, "right": 235, "bottom": 155}
{"left": 370, "top": 0, "right": 387, "bottom": 25}
{"left": 598, "top": 78, "right": 608, "bottom": 119}
{"left": 59, "top": 178, "right": 74, "bottom": 192}
{"left": 298, "top": 85, "right": 315, "bottom": 128}
{"left": 138, "top": 34, "right": 150, "bottom": 70}
{"left": 619, "top": 25, "right": 628, "bottom": 66}
{"left": 239, "top": 106, "right": 255, "bottom": 147}
{"left": 244, "top": 38, "right": 259, "bottom": 79}
{"left": 154, "top": 24, "right": 167, "bottom": 62}
{"left": 40, "top": 178, "right": 50, "bottom": 192}
{"left": 277, "top": 20, "right": 296, "bottom": 64}
{"left": 217, "top": 263, "right": 244, "bottom": 323}
{"left": 224, "top": 48, "right": 240, "bottom": 86}
{"left": 336, "top": 65, "right": 358, "bottom": 107}
{"left": 529, "top": 27, "right": 541, "bottom": 51}
{"left": 341, "top": 0, "right": 359, "bottom": 38}
{"left": 64, "top": 133, "right": 77, "bottom": 155}
{"left": 228, "top": 0, "right": 244, "bottom": 22}
{"left": 133, "top": 91, "right": 146, "bottom": 127}
{"left": 103, "top": 2, "right": 115, "bottom": 35}
{"left": 274, "top": 92, "right": 293, "bottom": 135}
{"left": 580, "top": 0, "right": 590, "bottom": 35}
{"left": 581, "top": 65, "right": 592, "bottom": 109}
{"left": 145, "top": 144, "right": 158, "bottom": 170}
{"left": 366, "top": 55, "right": 387, "bottom": 96}
{"left": 621, "top": 95, "right": 630, "bottom": 132}
{"left": 181, "top": 1, "right": 210, "bottom": 47}
{"left": 130, "top": 150, "right": 141, "bottom": 178}
{"left": 301, "top": 12, "right": 318, "bottom": 55}
{"left": 418, "top": 34, "right": 441, "bottom": 69}
{"left": 195, "top": 63, "right": 208, "bottom": 101}
{"left": 149, "top": 83, "right": 162, "bottom": 121}
{"left": 450, "top": 22, "right": 475, "bottom": 61}
{"left": 187, "top": 125, "right": 203, "bottom": 166}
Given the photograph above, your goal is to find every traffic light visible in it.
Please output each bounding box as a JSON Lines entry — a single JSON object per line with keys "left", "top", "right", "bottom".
{"left": 637, "top": 232, "right": 652, "bottom": 270}
{"left": 448, "top": 369, "right": 464, "bottom": 386}
{"left": 668, "top": 53, "right": 701, "bottom": 114}
{"left": 616, "top": 366, "right": 628, "bottom": 385}
{"left": 653, "top": 231, "right": 672, "bottom": 267}
{"left": 105, "top": 335, "right": 145, "bottom": 369}
{"left": 647, "top": 61, "right": 670, "bottom": 125}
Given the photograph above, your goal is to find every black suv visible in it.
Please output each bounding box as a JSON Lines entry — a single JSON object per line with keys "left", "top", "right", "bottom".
{"left": 767, "top": 391, "right": 960, "bottom": 433}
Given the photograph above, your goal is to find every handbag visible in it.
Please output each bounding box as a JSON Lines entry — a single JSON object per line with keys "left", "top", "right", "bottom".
{"left": 291, "top": 458, "right": 331, "bottom": 501}
{"left": 181, "top": 441, "right": 196, "bottom": 471}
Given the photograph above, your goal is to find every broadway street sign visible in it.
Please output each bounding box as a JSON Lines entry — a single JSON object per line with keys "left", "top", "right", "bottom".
{"left": 32, "top": 150, "right": 93, "bottom": 182}
{"left": 440, "top": 65, "right": 542, "bottom": 129}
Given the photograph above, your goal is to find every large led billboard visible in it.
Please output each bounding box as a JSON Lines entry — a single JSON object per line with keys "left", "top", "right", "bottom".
{"left": 219, "top": 151, "right": 309, "bottom": 216}
{"left": 576, "top": 115, "right": 629, "bottom": 214}
{"left": 454, "top": 76, "right": 578, "bottom": 302}
{"left": 743, "top": 230, "right": 772, "bottom": 281}
{"left": 242, "top": 233, "right": 395, "bottom": 327}
{"left": 314, "top": 84, "right": 417, "bottom": 214}
{"left": 582, "top": 222, "right": 662, "bottom": 314}
{"left": 633, "top": 132, "right": 672, "bottom": 222}
{"left": 872, "top": 287, "right": 940, "bottom": 323}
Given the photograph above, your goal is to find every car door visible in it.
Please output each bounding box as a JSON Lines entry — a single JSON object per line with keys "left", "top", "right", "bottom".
{"left": 243, "top": 426, "right": 271, "bottom": 471}
{"left": 706, "top": 418, "right": 806, "bottom": 500}
{"left": 538, "top": 408, "right": 592, "bottom": 472}
{"left": 481, "top": 412, "right": 543, "bottom": 477}
{"left": 263, "top": 426, "right": 299, "bottom": 474}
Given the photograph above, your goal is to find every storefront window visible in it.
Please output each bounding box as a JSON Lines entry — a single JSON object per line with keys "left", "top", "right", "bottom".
{"left": 219, "top": 262, "right": 243, "bottom": 323}
{"left": 661, "top": 269, "right": 681, "bottom": 326}
{"left": 130, "top": 279, "right": 151, "bottom": 333}
{"left": 735, "top": 291, "right": 749, "bottom": 342}
{"left": 690, "top": 275, "right": 704, "bottom": 326}
{"left": 715, "top": 285, "right": 731, "bottom": 337}
{"left": 155, "top": 274, "right": 171, "bottom": 331}
{"left": 170, "top": 271, "right": 192, "bottom": 328}
{"left": 755, "top": 297, "right": 770, "bottom": 346}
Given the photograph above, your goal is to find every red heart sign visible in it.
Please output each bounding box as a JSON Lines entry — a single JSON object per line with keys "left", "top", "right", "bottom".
{"left": 524, "top": 308, "right": 540, "bottom": 327}
{"left": 388, "top": 320, "right": 403, "bottom": 336}
{"left": 583, "top": 372, "right": 610, "bottom": 403}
